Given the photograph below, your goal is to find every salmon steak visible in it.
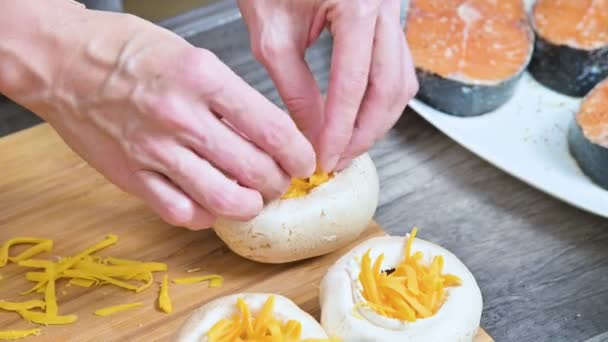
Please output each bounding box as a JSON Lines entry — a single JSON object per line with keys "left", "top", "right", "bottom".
{"left": 404, "top": 0, "right": 534, "bottom": 116}
{"left": 529, "top": 0, "right": 608, "bottom": 97}
{"left": 569, "top": 77, "right": 608, "bottom": 190}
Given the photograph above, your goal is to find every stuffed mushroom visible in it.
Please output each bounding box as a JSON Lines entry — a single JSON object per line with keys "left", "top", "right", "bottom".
{"left": 176, "top": 293, "right": 332, "bottom": 342}
{"left": 213, "top": 153, "right": 379, "bottom": 264}
{"left": 319, "top": 228, "right": 483, "bottom": 342}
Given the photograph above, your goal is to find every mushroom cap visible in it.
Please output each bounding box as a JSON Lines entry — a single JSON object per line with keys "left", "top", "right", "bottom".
{"left": 176, "top": 293, "right": 328, "bottom": 342}
{"left": 320, "top": 235, "right": 483, "bottom": 342}
{"left": 213, "top": 153, "right": 379, "bottom": 263}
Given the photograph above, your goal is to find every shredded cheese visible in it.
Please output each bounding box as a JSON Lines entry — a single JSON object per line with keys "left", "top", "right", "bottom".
{"left": 358, "top": 227, "right": 462, "bottom": 322}
{"left": 207, "top": 296, "right": 336, "bottom": 342}
{"left": 158, "top": 274, "right": 172, "bottom": 314}
{"left": 281, "top": 170, "right": 333, "bottom": 199}
{"left": 17, "top": 310, "right": 77, "bottom": 325}
{"left": 0, "top": 300, "right": 45, "bottom": 311}
{"left": 44, "top": 263, "right": 58, "bottom": 316}
{"left": 94, "top": 303, "right": 143, "bottom": 317}
{"left": 0, "top": 234, "right": 223, "bottom": 335}
{"left": 0, "top": 328, "right": 41, "bottom": 340}
{"left": 172, "top": 275, "right": 224, "bottom": 287}
{"left": 20, "top": 235, "right": 118, "bottom": 295}
{"left": 0, "top": 238, "right": 53, "bottom": 267}
{"left": 68, "top": 278, "right": 96, "bottom": 288}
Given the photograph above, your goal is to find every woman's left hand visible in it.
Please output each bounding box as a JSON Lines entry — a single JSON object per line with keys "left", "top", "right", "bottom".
{"left": 238, "top": 0, "right": 418, "bottom": 171}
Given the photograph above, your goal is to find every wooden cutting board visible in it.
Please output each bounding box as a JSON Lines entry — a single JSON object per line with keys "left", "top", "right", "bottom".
{"left": 0, "top": 124, "right": 493, "bottom": 341}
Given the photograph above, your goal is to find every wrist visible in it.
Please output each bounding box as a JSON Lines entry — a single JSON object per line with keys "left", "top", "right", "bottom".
{"left": 0, "top": 0, "right": 91, "bottom": 120}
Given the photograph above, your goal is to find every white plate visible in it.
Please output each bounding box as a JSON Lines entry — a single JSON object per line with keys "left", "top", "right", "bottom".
{"left": 408, "top": 72, "right": 608, "bottom": 218}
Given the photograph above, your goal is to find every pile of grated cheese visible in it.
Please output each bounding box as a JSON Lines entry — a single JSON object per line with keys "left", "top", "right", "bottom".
{"left": 358, "top": 227, "right": 462, "bottom": 322}
{"left": 281, "top": 171, "right": 333, "bottom": 199}
{"left": 0, "top": 235, "right": 223, "bottom": 339}
{"left": 207, "top": 295, "right": 337, "bottom": 342}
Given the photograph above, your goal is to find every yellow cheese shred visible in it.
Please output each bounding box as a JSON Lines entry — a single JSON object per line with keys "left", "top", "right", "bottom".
{"left": 358, "top": 227, "right": 462, "bottom": 322}
{"left": 44, "top": 264, "right": 58, "bottom": 316}
{"left": 207, "top": 296, "right": 337, "bottom": 342}
{"left": 103, "top": 257, "right": 168, "bottom": 273}
{"left": 68, "top": 278, "right": 97, "bottom": 288}
{"left": 0, "top": 238, "right": 53, "bottom": 267}
{"left": 158, "top": 274, "right": 172, "bottom": 314}
{"left": 20, "top": 235, "right": 118, "bottom": 294}
{"left": 172, "top": 275, "right": 224, "bottom": 287}
{"left": 0, "top": 300, "right": 45, "bottom": 311}
{"left": 135, "top": 272, "right": 154, "bottom": 293}
{"left": 0, "top": 328, "right": 41, "bottom": 340}
{"left": 0, "top": 234, "right": 223, "bottom": 335}
{"left": 94, "top": 303, "right": 143, "bottom": 317}
{"left": 9, "top": 241, "right": 53, "bottom": 264}
{"left": 17, "top": 310, "right": 77, "bottom": 325}
{"left": 281, "top": 170, "right": 333, "bottom": 199}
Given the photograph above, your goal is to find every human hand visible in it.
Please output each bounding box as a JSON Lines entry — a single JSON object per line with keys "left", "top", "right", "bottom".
{"left": 238, "top": 0, "right": 418, "bottom": 171}
{"left": 0, "top": 3, "right": 316, "bottom": 229}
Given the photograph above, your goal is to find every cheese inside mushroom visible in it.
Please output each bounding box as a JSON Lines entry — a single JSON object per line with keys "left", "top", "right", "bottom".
{"left": 319, "top": 228, "right": 483, "bottom": 341}
{"left": 213, "top": 153, "right": 379, "bottom": 264}
{"left": 175, "top": 293, "right": 331, "bottom": 342}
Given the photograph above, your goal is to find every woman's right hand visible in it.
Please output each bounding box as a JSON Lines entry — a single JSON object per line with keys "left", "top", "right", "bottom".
{"left": 0, "top": 1, "right": 316, "bottom": 230}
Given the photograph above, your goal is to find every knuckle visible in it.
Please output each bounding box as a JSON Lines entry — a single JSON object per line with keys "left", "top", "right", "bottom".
{"left": 259, "top": 121, "right": 292, "bottom": 153}
{"left": 368, "top": 81, "right": 393, "bottom": 107}
{"left": 162, "top": 152, "right": 188, "bottom": 176}
{"left": 239, "top": 158, "right": 268, "bottom": 188}
{"left": 205, "top": 189, "right": 240, "bottom": 216}
{"left": 179, "top": 48, "right": 223, "bottom": 91}
{"left": 335, "top": 70, "right": 369, "bottom": 104}
{"left": 273, "top": 173, "right": 291, "bottom": 195}
{"left": 330, "top": 118, "right": 355, "bottom": 143}
{"left": 127, "top": 132, "right": 160, "bottom": 166}
{"left": 119, "top": 13, "right": 144, "bottom": 27}
{"left": 107, "top": 170, "right": 136, "bottom": 195}
{"left": 251, "top": 35, "right": 294, "bottom": 65}
{"left": 221, "top": 96, "right": 247, "bottom": 122}
{"left": 128, "top": 134, "right": 184, "bottom": 176}
{"left": 336, "top": 0, "right": 381, "bottom": 19}
{"left": 161, "top": 199, "right": 194, "bottom": 227}
{"left": 148, "top": 95, "right": 193, "bottom": 132}
{"left": 283, "top": 95, "right": 314, "bottom": 116}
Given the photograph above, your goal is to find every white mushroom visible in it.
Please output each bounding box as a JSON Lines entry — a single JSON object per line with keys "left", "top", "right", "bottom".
{"left": 213, "top": 153, "right": 379, "bottom": 264}
{"left": 319, "top": 233, "right": 483, "bottom": 342}
{"left": 175, "top": 293, "right": 329, "bottom": 342}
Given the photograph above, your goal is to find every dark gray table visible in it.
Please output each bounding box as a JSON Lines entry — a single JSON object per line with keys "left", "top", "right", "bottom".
{"left": 1, "top": 2, "right": 607, "bottom": 341}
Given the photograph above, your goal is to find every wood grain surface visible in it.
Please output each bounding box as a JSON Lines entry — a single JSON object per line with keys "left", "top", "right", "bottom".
{"left": 0, "top": 125, "right": 492, "bottom": 341}
{"left": 1, "top": 2, "right": 607, "bottom": 341}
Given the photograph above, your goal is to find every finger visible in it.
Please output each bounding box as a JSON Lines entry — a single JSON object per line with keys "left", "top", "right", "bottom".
{"left": 334, "top": 157, "right": 353, "bottom": 172}
{"left": 132, "top": 170, "right": 216, "bottom": 230}
{"left": 194, "top": 51, "right": 316, "bottom": 179}
{"left": 316, "top": 2, "right": 380, "bottom": 171}
{"left": 339, "top": 0, "right": 417, "bottom": 166}
{"left": 262, "top": 49, "right": 325, "bottom": 147}
{"left": 157, "top": 146, "right": 264, "bottom": 221}
{"left": 183, "top": 109, "right": 291, "bottom": 201}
